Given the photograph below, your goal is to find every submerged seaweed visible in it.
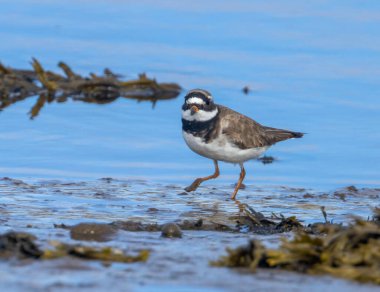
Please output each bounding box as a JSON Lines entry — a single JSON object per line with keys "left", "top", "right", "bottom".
{"left": 43, "top": 242, "right": 149, "bottom": 263}
{"left": 0, "top": 232, "right": 42, "bottom": 259}
{"left": 212, "top": 215, "right": 380, "bottom": 285}
{"left": 0, "top": 231, "right": 149, "bottom": 264}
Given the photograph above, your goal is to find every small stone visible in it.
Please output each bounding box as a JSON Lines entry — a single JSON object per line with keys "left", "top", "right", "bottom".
{"left": 70, "top": 223, "right": 117, "bottom": 242}
{"left": 257, "top": 155, "right": 275, "bottom": 164}
{"left": 161, "top": 223, "right": 182, "bottom": 238}
{"left": 242, "top": 86, "right": 250, "bottom": 94}
{"left": 346, "top": 185, "right": 358, "bottom": 192}
{"left": 234, "top": 183, "right": 246, "bottom": 190}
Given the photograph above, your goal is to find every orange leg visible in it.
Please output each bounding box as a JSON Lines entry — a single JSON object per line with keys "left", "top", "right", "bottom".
{"left": 185, "top": 160, "right": 219, "bottom": 192}
{"left": 231, "top": 163, "right": 246, "bottom": 200}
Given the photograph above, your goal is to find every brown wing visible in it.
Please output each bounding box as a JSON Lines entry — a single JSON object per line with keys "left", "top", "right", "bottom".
{"left": 218, "top": 105, "right": 303, "bottom": 149}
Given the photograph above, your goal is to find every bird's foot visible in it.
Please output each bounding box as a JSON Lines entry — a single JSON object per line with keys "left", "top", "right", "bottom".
{"left": 184, "top": 186, "right": 195, "bottom": 192}
{"left": 184, "top": 179, "right": 202, "bottom": 192}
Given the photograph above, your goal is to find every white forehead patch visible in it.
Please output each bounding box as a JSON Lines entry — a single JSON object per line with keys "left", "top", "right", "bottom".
{"left": 187, "top": 89, "right": 213, "bottom": 100}
{"left": 186, "top": 97, "right": 205, "bottom": 105}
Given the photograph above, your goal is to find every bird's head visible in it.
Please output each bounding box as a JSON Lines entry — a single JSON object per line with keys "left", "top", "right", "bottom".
{"left": 182, "top": 89, "right": 218, "bottom": 122}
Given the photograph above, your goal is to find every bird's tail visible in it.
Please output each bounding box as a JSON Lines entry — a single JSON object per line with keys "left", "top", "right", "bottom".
{"left": 263, "top": 126, "right": 304, "bottom": 144}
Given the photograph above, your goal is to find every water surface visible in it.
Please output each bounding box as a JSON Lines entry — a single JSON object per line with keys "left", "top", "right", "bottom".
{"left": 0, "top": 1, "right": 380, "bottom": 291}
{"left": 0, "top": 0, "right": 379, "bottom": 189}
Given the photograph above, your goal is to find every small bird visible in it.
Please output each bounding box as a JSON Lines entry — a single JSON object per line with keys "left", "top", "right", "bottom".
{"left": 181, "top": 89, "right": 303, "bottom": 200}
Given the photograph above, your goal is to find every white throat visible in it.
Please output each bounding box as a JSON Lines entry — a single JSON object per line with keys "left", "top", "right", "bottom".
{"left": 182, "top": 107, "right": 218, "bottom": 122}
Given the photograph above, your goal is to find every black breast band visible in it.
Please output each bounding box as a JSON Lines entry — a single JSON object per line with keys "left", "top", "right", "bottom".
{"left": 182, "top": 111, "right": 219, "bottom": 142}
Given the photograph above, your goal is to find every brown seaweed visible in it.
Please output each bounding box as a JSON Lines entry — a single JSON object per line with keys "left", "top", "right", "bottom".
{"left": 0, "top": 59, "right": 181, "bottom": 118}
{"left": 0, "top": 231, "right": 149, "bottom": 264}
{"left": 43, "top": 242, "right": 149, "bottom": 263}
{"left": 212, "top": 215, "right": 380, "bottom": 285}
{"left": 232, "top": 203, "right": 303, "bottom": 234}
{"left": 0, "top": 232, "right": 43, "bottom": 259}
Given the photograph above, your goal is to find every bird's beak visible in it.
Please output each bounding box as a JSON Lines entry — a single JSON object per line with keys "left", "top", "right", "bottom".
{"left": 190, "top": 105, "right": 199, "bottom": 115}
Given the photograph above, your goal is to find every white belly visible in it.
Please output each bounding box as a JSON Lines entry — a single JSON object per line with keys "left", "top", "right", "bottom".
{"left": 183, "top": 131, "right": 268, "bottom": 163}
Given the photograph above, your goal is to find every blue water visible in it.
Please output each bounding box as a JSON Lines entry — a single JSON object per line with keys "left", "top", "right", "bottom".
{"left": 0, "top": 0, "right": 379, "bottom": 190}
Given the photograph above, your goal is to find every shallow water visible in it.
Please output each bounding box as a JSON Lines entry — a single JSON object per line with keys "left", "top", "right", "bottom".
{"left": 1, "top": 0, "right": 380, "bottom": 189}
{"left": 0, "top": 0, "right": 380, "bottom": 291}
{"left": 0, "top": 178, "right": 379, "bottom": 291}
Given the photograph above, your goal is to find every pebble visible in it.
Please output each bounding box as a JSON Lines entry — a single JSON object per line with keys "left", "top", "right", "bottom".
{"left": 161, "top": 223, "right": 182, "bottom": 238}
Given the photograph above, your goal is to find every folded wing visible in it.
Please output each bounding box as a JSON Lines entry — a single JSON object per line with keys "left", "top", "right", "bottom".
{"left": 218, "top": 105, "right": 303, "bottom": 149}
